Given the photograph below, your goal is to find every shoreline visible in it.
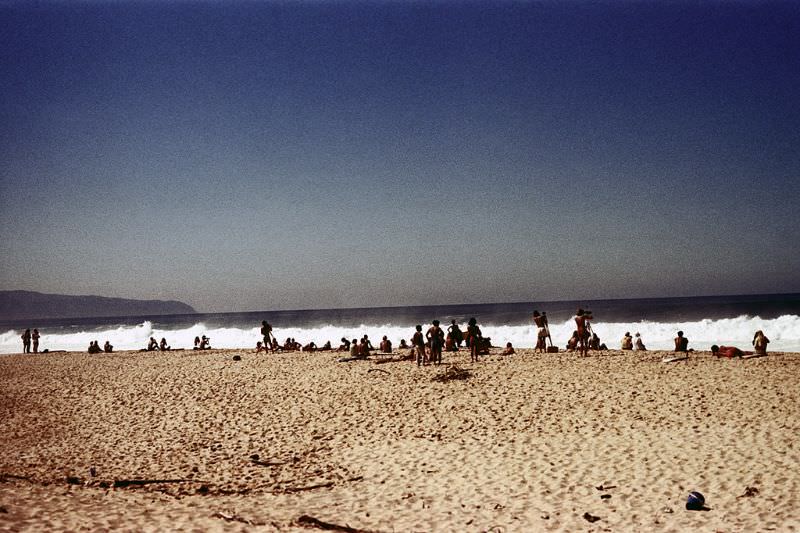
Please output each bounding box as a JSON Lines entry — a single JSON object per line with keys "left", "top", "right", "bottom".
{"left": 2, "top": 348, "right": 798, "bottom": 531}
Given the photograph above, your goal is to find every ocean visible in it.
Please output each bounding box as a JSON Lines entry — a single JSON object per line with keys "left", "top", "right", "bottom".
{"left": 1, "top": 293, "right": 799, "bottom": 354}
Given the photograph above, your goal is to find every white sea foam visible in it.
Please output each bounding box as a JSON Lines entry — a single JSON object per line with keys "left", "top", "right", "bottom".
{"left": 2, "top": 315, "right": 799, "bottom": 354}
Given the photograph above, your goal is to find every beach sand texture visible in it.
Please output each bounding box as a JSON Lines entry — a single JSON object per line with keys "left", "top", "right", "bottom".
{"left": 1, "top": 348, "right": 798, "bottom": 532}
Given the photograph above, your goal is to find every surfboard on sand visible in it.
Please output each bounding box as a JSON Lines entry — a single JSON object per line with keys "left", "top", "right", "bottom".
{"left": 662, "top": 354, "right": 689, "bottom": 363}
{"left": 742, "top": 353, "right": 766, "bottom": 360}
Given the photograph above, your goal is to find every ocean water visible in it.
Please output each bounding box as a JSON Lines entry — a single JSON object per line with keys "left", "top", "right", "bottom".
{"left": 1, "top": 293, "right": 799, "bottom": 354}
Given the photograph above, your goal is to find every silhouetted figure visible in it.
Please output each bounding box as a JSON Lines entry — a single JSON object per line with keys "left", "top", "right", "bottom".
{"left": 21, "top": 329, "right": 31, "bottom": 353}
{"left": 32, "top": 328, "right": 40, "bottom": 353}
{"left": 674, "top": 331, "right": 689, "bottom": 352}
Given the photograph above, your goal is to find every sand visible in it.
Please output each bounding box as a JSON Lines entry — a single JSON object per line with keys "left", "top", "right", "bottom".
{"left": 1, "top": 347, "right": 798, "bottom": 532}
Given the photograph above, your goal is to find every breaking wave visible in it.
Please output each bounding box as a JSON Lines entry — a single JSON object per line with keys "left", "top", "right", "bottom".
{"left": 2, "top": 315, "right": 799, "bottom": 354}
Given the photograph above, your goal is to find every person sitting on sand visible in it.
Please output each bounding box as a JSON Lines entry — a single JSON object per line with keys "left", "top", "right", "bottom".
{"left": 104, "top": 340, "right": 113, "bottom": 353}
{"left": 379, "top": 336, "right": 392, "bottom": 353}
{"left": 621, "top": 332, "right": 633, "bottom": 350}
{"left": 147, "top": 337, "right": 159, "bottom": 351}
{"left": 399, "top": 339, "right": 409, "bottom": 349}
{"left": 711, "top": 344, "right": 750, "bottom": 358}
{"left": 359, "top": 337, "right": 371, "bottom": 358}
{"left": 320, "top": 340, "right": 332, "bottom": 351}
{"left": 255, "top": 341, "right": 267, "bottom": 354}
{"left": 501, "top": 342, "right": 515, "bottom": 355}
{"left": 349, "top": 339, "right": 359, "bottom": 358}
{"left": 566, "top": 330, "right": 580, "bottom": 351}
{"left": 752, "top": 330, "right": 770, "bottom": 355}
{"left": 199, "top": 336, "right": 211, "bottom": 350}
{"left": 445, "top": 333, "right": 456, "bottom": 352}
{"left": 193, "top": 336, "right": 201, "bottom": 350}
{"left": 589, "top": 332, "right": 601, "bottom": 351}
{"left": 88, "top": 340, "right": 103, "bottom": 354}
{"left": 159, "top": 337, "right": 170, "bottom": 351}
{"left": 448, "top": 320, "right": 463, "bottom": 348}
{"left": 674, "top": 331, "right": 689, "bottom": 352}
{"left": 303, "top": 341, "right": 317, "bottom": 352}
{"left": 338, "top": 338, "right": 351, "bottom": 351}
{"left": 634, "top": 333, "right": 646, "bottom": 351}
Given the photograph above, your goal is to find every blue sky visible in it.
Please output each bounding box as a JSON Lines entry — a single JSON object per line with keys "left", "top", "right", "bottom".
{"left": 1, "top": 1, "right": 799, "bottom": 312}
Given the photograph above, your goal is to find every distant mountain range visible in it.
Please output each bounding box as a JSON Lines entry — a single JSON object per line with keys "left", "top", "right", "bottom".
{"left": 0, "top": 291, "right": 196, "bottom": 320}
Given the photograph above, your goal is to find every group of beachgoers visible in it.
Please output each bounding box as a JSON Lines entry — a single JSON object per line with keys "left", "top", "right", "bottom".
{"left": 18, "top": 311, "right": 773, "bottom": 358}
{"left": 19, "top": 328, "right": 41, "bottom": 353}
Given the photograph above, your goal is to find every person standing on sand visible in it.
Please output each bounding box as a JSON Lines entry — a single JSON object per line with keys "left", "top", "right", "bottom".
{"left": 426, "top": 320, "right": 445, "bottom": 365}
{"left": 533, "top": 311, "right": 548, "bottom": 353}
{"left": 32, "top": 328, "right": 40, "bottom": 353}
{"left": 412, "top": 325, "right": 426, "bottom": 366}
{"left": 261, "top": 321, "right": 275, "bottom": 353}
{"left": 467, "top": 317, "right": 482, "bottom": 363}
{"left": 574, "top": 309, "right": 593, "bottom": 357}
{"left": 21, "top": 329, "right": 31, "bottom": 353}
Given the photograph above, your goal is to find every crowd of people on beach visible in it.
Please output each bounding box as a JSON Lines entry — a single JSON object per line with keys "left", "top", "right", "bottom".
{"left": 16, "top": 310, "right": 774, "bottom": 359}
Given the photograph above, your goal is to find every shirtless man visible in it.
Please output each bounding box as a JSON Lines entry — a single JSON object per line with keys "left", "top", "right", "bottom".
{"left": 711, "top": 345, "right": 748, "bottom": 358}
{"left": 574, "top": 309, "right": 593, "bottom": 357}
{"left": 426, "top": 320, "right": 444, "bottom": 365}
{"left": 533, "top": 311, "right": 548, "bottom": 353}
{"left": 674, "top": 331, "right": 689, "bottom": 352}
{"left": 261, "top": 321, "right": 275, "bottom": 353}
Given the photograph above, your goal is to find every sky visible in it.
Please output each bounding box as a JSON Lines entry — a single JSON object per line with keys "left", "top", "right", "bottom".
{"left": 1, "top": 0, "right": 799, "bottom": 313}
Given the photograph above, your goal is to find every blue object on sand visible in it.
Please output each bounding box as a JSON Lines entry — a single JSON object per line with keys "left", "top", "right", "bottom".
{"left": 686, "top": 491, "right": 706, "bottom": 510}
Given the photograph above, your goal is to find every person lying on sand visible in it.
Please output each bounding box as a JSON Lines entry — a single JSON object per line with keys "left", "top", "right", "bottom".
{"left": 255, "top": 341, "right": 268, "bottom": 354}
{"left": 711, "top": 345, "right": 751, "bottom": 358}
{"left": 303, "top": 342, "right": 317, "bottom": 352}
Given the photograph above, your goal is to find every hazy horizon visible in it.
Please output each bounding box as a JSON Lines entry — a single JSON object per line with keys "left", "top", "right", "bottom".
{"left": 2, "top": 1, "right": 799, "bottom": 313}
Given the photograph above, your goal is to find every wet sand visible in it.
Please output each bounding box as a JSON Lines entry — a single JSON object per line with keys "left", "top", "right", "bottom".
{"left": 1, "top": 348, "right": 798, "bottom": 532}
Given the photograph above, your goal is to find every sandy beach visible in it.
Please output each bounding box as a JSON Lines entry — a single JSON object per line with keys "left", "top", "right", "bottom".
{"left": 1, "top": 347, "right": 798, "bottom": 532}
